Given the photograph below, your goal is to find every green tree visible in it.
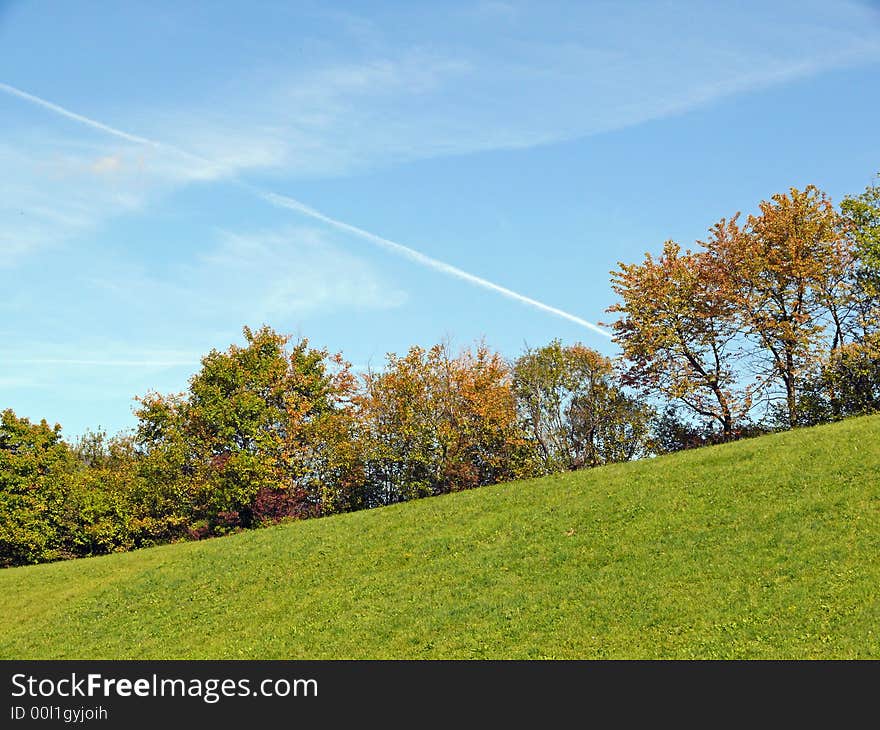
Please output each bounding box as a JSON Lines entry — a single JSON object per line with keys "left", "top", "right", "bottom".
{"left": 64, "top": 430, "right": 140, "bottom": 556}
{"left": 134, "top": 325, "right": 357, "bottom": 536}
{"left": 132, "top": 391, "right": 204, "bottom": 542}
{"left": 512, "top": 340, "right": 653, "bottom": 472}
{"left": 840, "top": 173, "right": 880, "bottom": 341}
{"left": 0, "top": 409, "right": 75, "bottom": 566}
{"left": 795, "top": 335, "right": 880, "bottom": 425}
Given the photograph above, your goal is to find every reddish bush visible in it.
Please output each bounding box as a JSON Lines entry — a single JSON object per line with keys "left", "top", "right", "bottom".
{"left": 252, "top": 486, "right": 319, "bottom": 524}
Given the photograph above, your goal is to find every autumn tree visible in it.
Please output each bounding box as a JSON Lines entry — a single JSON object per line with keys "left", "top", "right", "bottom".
{"left": 356, "top": 341, "right": 530, "bottom": 504}
{"left": 608, "top": 239, "right": 755, "bottom": 437}
{"left": 445, "top": 344, "right": 532, "bottom": 487}
{"left": 301, "top": 403, "right": 367, "bottom": 517}
{"left": 703, "top": 186, "right": 851, "bottom": 428}
{"left": 512, "top": 340, "right": 653, "bottom": 472}
{"left": 356, "top": 347, "right": 437, "bottom": 504}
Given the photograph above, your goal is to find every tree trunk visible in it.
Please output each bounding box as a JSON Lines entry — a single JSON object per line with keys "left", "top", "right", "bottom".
{"left": 784, "top": 348, "right": 798, "bottom": 428}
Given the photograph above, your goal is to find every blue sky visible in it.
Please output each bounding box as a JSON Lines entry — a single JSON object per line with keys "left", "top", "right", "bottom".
{"left": 2, "top": 0, "right": 879, "bottom": 437}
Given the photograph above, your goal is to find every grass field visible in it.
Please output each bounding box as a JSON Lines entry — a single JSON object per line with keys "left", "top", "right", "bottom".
{"left": 1, "top": 415, "right": 878, "bottom": 659}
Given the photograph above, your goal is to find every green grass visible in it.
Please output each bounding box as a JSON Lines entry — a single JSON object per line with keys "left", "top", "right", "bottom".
{"left": 2, "top": 416, "right": 879, "bottom": 659}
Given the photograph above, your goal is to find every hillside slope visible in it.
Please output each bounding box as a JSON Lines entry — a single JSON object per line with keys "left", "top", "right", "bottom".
{"left": 1, "top": 416, "right": 878, "bottom": 659}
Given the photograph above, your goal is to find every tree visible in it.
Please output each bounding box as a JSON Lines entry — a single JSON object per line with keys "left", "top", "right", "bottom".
{"left": 512, "top": 340, "right": 653, "bottom": 472}
{"left": 651, "top": 405, "right": 769, "bottom": 454}
{"left": 840, "top": 173, "right": 880, "bottom": 342}
{"left": 0, "top": 410, "right": 74, "bottom": 566}
{"left": 795, "top": 335, "right": 880, "bottom": 426}
{"left": 131, "top": 391, "right": 203, "bottom": 542}
{"left": 357, "top": 341, "right": 530, "bottom": 504}
{"left": 134, "top": 325, "right": 357, "bottom": 536}
{"left": 703, "top": 186, "right": 850, "bottom": 428}
{"left": 608, "top": 239, "right": 754, "bottom": 437}
{"left": 354, "top": 347, "right": 437, "bottom": 505}
{"left": 64, "top": 430, "right": 139, "bottom": 556}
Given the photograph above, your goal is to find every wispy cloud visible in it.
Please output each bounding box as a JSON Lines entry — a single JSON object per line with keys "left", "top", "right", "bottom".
{"left": 1, "top": 341, "right": 202, "bottom": 370}
{"left": 193, "top": 226, "right": 409, "bottom": 319}
{"left": 80, "top": 224, "right": 408, "bottom": 332}
{"left": 0, "top": 376, "right": 45, "bottom": 389}
{"left": 147, "top": 1, "right": 880, "bottom": 175}
{"left": 1, "top": 145, "right": 136, "bottom": 264}
{"left": 0, "top": 224, "right": 406, "bottom": 381}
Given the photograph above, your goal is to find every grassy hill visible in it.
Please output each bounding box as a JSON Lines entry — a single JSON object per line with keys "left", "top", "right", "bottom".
{"left": 1, "top": 415, "right": 878, "bottom": 659}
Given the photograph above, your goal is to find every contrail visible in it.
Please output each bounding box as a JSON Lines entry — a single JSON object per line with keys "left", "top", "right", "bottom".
{"left": 258, "top": 191, "right": 610, "bottom": 335}
{"left": 1, "top": 81, "right": 611, "bottom": 337}
{"left": 0, "top": 82, "right": 160, "bottom": 147}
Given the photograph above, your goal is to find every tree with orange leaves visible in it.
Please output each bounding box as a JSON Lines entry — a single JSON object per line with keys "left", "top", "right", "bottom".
{"left": 703, "top": 186, "right": 851, "bottom": 428}
{"left": 356, "top": 341, "right": 530, "bottom": 504}
{"left": 608, "top": 238, "right": 756, "bottom": 437}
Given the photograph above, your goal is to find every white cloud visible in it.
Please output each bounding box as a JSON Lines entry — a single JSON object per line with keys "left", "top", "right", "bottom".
{"left": 91, "top": 154, "right": 124, "bottom": 174}
{"left": 0, "top": 226, "right": 405, "bottom": 376}
{"left": 1, "top": 84, "right": 611, "bottom": 334}
{"left": 0, "top": 138, "right": 172, "bottom": 265}
{"left": 83, "top": 225, "right": 407, "bottom": 328}
{"left": 198, "top": 226, "right": 409, "bottom": 318}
